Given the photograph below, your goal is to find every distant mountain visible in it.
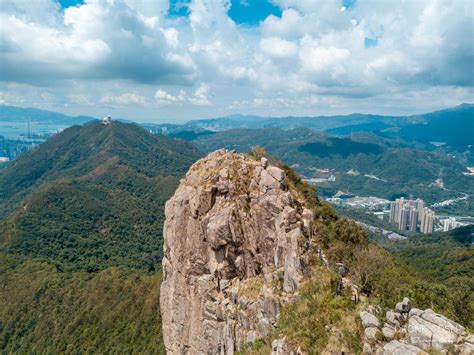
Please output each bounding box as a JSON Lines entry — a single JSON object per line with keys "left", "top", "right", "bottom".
{"left": 0, "top": 105, "right": 96, "bottom": 125}
{"left": 154, "top": 103, "right": 472, "bottom": 153}
{"left": 0, "top": 121, "right": 201, "bottom": 271}
{"left": 396, "top": 103, "right": 474, "bottom": 150}
{"left": 153, "top": 113, "right": 403, "bottom": 133}
{"left": 193, "top": 127, "right": 472, "bottom": 204}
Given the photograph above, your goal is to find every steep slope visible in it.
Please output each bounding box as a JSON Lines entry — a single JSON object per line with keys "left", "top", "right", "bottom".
{"left": 160, "top": 149, "right": 472, "bottom": 354}
{"left": 0, "top": 121, "right": 201, "bottom": 271}
{"left": 0, "top": 253, "right": 165, "bottom": 354}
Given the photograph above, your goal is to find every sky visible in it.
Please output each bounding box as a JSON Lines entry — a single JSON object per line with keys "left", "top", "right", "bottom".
{"left": 0, "top": 0, "right": 473, "bottom": 123}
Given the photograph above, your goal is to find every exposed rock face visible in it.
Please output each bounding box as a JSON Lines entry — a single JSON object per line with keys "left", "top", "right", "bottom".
{"left": 160, "top": 150, "right": 314, "bottom": 354}
{"left": 360, "top": 298, "right": 472, "bottom": 354}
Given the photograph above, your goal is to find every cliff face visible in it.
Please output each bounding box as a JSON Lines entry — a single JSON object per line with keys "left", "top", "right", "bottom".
{"left": 160, "top": 149, "right": 314, "bottom": 353}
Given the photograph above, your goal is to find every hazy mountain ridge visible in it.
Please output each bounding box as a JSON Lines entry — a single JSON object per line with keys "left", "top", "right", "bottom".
{"left": 0, "top": 105, "right": 96, "bottom": 125}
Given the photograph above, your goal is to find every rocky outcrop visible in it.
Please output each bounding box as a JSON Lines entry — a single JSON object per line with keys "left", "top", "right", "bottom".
{"left": 360, "top": 298, "right": 472, "bottom": 354}
{"left": 160, "top": 150, "right": 314, "bottom": 354}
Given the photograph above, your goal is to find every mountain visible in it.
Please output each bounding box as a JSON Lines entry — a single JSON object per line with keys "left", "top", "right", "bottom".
{"left": 397, "top": 103, "right": 474, "bottom": 150}
{"left": 192, "top": 127, "right": 471, "bottom": 205}
{"left": 151, "top": 104, "right": 472, "bottom": 155}
{"left": 160, "top": 150, "right": 473, "bottom": 353}
{"left": 0, "top": 121, "right": 201, "bottom": 271}
{"left": 0, "top": 105, "right": 96, "bottom": 125}
{"left": 148, "top": 112, "right": 403, "bottom": 134}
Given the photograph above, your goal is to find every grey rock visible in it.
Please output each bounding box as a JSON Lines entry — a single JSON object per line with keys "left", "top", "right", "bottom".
{"left": 260, "top": 169, "right": 282, "bottom": 189}
{"left": 267, "top": 166, "right": 285, "bottom": 182}
{"left": 395, "top": 297, "right": 411, "bottom": 314}
{"left": 272, "top": 337, "right": 295, "bottom": 355}
{"left": 365, "top": 327, "right": 380, "bottom": 342}
{"left": 419, "top": 309, "right": 465, "bottom": 335}
{"left": 360, "top": 311, "right": 381, "bottom": 328}
{"left": 382, "top": 340, "right": 428, "bottom": 354}
{"left": 160, "top": 151, "right": 312, "bottom": 354}
{"left": 408, "top": 314, "right": 458, "bottom": 352}
{"left": 382, "top": 326, "right": 396, "bottom": 341}
{"left": 363, "top": 342, "right": 373, "bottom": 354}
{"left": 386, "top": 310, "right": 401, "bottom": 328}
{"left": 408, "top": 308, "right": 423, "bottom": 318}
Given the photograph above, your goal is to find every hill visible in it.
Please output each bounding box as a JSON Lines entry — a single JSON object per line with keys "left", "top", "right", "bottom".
{"left": 0, "top": 121, "right": 201, "bottom": 271}
{"left": 397, "top": 103, "right": 474, "bottom": 150}
{"left": 193, "top": 128, "right": 471, "bottom": 205}
{"left": 0, "top": 252, "right": 165, "bottom": 353}
{"left": 150, "top": 104, "right": 472, "bottom": 148}
{"left": 0, "top": 105, "right": 96, "bottom": 125}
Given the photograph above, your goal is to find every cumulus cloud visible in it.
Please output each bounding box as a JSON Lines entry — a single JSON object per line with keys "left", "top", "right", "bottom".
{"left": 189, "top": 83, "right": 212, "bottom": 106}
{"left": 0, "top": 0, "right": 472, "bottom": 119}
{"left": 0, "top": 0, "right": 195, "bottom": 85}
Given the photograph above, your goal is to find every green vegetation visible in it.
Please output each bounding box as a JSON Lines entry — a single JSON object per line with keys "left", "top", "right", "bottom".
{"left": 0, "top": 126, "right": 471, "bottom": 353}
{"left": 0, "top": 252, "right": 165, "bottom": 354}
{"left": 0, "top": 122, "right": 202, "bottom": 352}
{"left": 0, "top": 121, "right": 201, "bottom": 271}
{"left": 194, "top": 127, "right": 472, "bottom": 207}
{"left": 277, "top": 267, "right": 360, "bottom": 354}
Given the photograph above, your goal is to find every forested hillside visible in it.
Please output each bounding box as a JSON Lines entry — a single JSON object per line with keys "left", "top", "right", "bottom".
{"left": 0, "top": 121, "right": 201, "bottom": 271}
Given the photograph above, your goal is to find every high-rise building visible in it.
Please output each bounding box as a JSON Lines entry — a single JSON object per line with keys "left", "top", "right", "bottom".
{"left": 389, "top": 198, "right": 434, "bottom": 233}
{"left": 409, "top": 209, "right": 419, "bottom": 232}
{"left": 420, "top": 207, "right": 435, "bottom": 233}
{"left": 399, "top": 206, "right": 410, "bottom": 230}
{"left": 443, "top": 217, "right": 463, "bottom": 232}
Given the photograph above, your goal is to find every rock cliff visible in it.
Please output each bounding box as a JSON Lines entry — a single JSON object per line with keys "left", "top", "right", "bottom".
{"left": 160, "top": 149, "right": 314, "bottom": 354}
{"left": 160, "top": 149, "right": 472, "bottom": 354}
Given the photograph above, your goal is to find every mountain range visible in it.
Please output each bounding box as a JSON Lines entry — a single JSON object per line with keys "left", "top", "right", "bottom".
{"left": 151, "top": 103, "right": 474, "bottom": 152}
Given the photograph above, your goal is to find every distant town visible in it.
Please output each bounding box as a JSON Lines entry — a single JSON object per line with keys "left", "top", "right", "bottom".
{"left": 325, "top": 192, "right": 473, "bottom": 235}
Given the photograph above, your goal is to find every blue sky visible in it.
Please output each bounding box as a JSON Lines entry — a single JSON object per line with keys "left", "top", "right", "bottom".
{"left": 0, "top": 0, "right": 473, "bottom": 122}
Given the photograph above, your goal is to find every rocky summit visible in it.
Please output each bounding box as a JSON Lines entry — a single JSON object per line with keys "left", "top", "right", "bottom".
{"left": 160, "top": 149, "right": 315, "bottom": 354}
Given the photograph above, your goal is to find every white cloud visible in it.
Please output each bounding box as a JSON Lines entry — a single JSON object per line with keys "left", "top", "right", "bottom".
{"left": 260, "top": 37, "right": 298, "bottom": 58}
{"left": 154, "top": 89, "right": 186, "bottom": 106}
{"left": 0, "top": 0, "right": 472, "bottom": 119}
{"left": 101, "top": 93, "right": 149, "bottom": 106}
{"left": 189, "top": 83, "right": 212, "bottom": 106}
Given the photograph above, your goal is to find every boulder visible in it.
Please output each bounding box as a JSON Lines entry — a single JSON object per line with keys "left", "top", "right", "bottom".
{"left": 419, "top": 309, "right": 465, "bottom": 335}
{"left": 385, "top": 310, "right": 401, "bottom": 327}
{"left": 408, "top": 314, "right": 459, "bottom": 352}
{"left": 382, "top": 326, "right": 396, "bottom": 341}
{"left": 267, "top": 166, "right": 285, "bottom": 182}
{"left": 360, "top": 311, "right": 381, "bottom": 328}
{"left": 382, "top": 340, "right": 428, "bottom": 355}
{"left": 365, "top": 327, "right": 381, "bottom": 342}
{"left": 395, "top": 297, "right": 411, "bottom": 314}
{"left": 363, "top": 342, "right": 373, "bottom": 354}
{"left": 260, "top": 169, "right": 282, "bottom": 189}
